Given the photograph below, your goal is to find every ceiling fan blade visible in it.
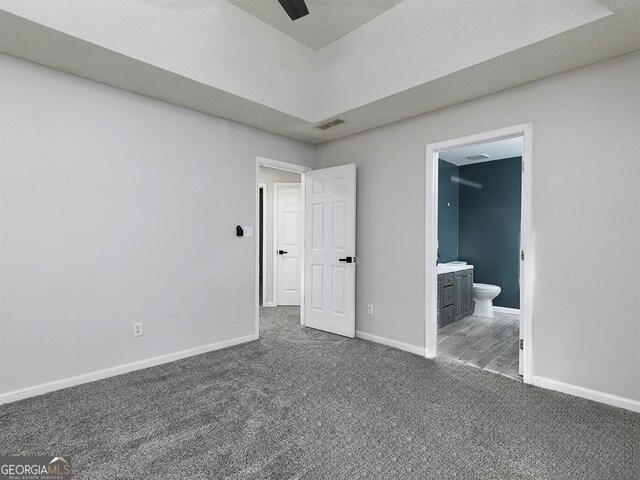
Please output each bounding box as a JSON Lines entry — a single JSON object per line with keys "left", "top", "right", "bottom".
{"left": 278, "top": 0, "right": 309, "bottom": 21}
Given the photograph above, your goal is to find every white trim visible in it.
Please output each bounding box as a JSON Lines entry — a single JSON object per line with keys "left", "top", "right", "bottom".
{"left": 299, "top": 173, "right": 307, "bottom": 326}
{"left": 259, "top": 182, "right": 267, "bottom": 306}
{"left": 272, "top": 184, "right": 278, "bottom": 306}
{"left": 520, "top": 124, "right": 534, "bottom": 381}
{"left": 263, "top": 302, "right": 277, "bottom": 307}
{"left": 256, "top": 156, "right": 310, "bottom": 175}
{"left": 356, "top": 331, "right": 424, "bottom": 357}
{"left": 493, "top": 306, "right": 521, "bottom": 315}
{"left": 425, "top": 124, "right": 534, "bottom": 385}
{"left": 530, "top": 375, "right": 640, "bottom": 413}
{"left": 255, "top": 156, "right": 311, "bottom": 335}
{"left": 273, "top": 182, "right": 302, "bottom": 307}
{"left": 0, "top": 333, "right": 257, "bottom": 405}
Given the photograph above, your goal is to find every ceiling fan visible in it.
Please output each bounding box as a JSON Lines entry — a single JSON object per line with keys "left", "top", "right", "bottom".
{"left": 278, "top": 0, "right": 309, "bottom": 21}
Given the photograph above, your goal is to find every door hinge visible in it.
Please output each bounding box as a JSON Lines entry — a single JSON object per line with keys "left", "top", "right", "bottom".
{"left": 519, "top": 339, "right": 524, "bottom": 350}
{"left": 521, "top": 250, "right": 525, "bottom": 261}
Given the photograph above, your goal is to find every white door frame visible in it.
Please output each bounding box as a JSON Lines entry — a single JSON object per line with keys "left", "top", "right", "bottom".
{"left": 424, "top": 123, "right": 534, "bottom": 384}
{"left": 273, "top": 182, "right": 302, "bottom": 306}
{"left": 259, "top": 182, "right": 267, "bottom": 306}
{"left": 255, "top": 157, "right": 311, "bottom": 338}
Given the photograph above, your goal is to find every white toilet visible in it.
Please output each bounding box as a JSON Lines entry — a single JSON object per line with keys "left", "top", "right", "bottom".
{"left": 472, "top": 283, "right": 501, "bottom": 317}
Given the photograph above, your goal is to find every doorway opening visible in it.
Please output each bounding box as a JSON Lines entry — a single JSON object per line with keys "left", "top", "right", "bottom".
{"left": 425, "top": 124, "right": 533, "bottom": 384}
{"left": 255, "top": 157, "right": 310, "bottom": 337}
{"left": 259, "top": 167, "right": 303, "bottom": 307}
{"left": 255, "top": 157, "right": 358, "bottom": 340}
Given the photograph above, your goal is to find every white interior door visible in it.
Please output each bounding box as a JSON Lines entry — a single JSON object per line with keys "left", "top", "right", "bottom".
{"left": 276, "top": 184, "right": 302, "bottom": 305}
{"left": 305, "top": 164, "right": 356, "bottom": 338}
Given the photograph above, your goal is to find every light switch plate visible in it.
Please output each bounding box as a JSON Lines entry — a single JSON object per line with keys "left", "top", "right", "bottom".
{"left": 244, "top": 226, "right": 253, "bottom": 237}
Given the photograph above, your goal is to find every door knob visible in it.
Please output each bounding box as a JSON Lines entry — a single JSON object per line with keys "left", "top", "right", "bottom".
{"left": 339, "top": 257, "right": 353, "bottom": 263}
{"left": 278, "top": 250, "right": 288, "bottom": 255}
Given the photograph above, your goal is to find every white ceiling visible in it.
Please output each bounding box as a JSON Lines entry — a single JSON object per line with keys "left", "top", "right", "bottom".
{"left": 226, "top": 0, "right": 406, "bottom": 50}
{"left": 439, "top": 137, "right": 524, "bottom": 167}
{"left": 1, "top": 0, "right": 638, "bottom": 143}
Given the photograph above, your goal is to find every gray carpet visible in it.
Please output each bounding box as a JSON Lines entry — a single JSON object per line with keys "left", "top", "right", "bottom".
{"left": 1, "top": 306, "right": 639, "bottom": 479}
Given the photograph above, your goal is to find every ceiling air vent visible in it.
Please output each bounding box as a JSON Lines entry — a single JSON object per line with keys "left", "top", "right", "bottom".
{"left": 315, "top": 118, "right": 345, "bottom": 130}
{"left": 466, "top": 154, "right": 490, "bottom": 161}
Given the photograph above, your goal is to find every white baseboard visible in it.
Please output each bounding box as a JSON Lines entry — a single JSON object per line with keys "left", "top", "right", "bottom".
{"left": 0, "top": 333, "right": 258, "bottom": 405}
{"left": 493, "top": 306, "right": 520, "bottom": 315}
{"left": 356, "top": 330, "right": 424, "bottom": 356}
{"left": 263, "top": 302, "right": 276, "bottom": 307}
{"left": 530, "top": 375, "right": 640, "bottom": 413}
{"left": 356, "top": 332, "right": 640, "bottom": 413}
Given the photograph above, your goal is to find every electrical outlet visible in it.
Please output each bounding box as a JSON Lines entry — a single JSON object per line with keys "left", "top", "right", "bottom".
{"left": 244, "top": 226, "right": 253, "bottom": 237}
{"left": 133, "top": 322, "right": 143, "bottom": 337}
{"left": 367, "top": 304, "right": 374, "bottom": 315}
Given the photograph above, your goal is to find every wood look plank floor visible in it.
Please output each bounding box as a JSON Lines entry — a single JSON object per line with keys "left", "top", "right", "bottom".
{"left": 437, "top": 313, "right": 522, "bottom": 382}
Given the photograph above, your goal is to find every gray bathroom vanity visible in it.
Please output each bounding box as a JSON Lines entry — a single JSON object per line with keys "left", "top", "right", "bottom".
{"left": 437, "top": 265, "right": 474, "bottom": 328}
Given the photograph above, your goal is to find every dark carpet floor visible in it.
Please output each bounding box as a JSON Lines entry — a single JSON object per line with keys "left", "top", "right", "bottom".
{"left": 1, "top": 306, "right": 639, "bottom": 479}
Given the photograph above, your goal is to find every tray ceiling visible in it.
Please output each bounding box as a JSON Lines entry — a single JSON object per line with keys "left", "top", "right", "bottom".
{"left": 226, "top": 0, "right": 406, "bottom": 50}
{"left": 1, "top": 0, "right": 638, "bottom": 143}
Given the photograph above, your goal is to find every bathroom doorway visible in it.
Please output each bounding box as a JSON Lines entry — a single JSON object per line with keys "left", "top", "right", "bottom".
{"left": 425, "top": 124, "right": 533, "bottom": 384}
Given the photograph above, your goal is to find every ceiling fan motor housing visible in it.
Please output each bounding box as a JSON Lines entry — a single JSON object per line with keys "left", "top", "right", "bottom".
{"left": 278, "top": 0, "right": 309, "bottom": 21}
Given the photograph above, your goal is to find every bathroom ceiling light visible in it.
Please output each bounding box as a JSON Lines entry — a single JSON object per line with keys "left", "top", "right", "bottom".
{"left": 466, "top": 154, "right": 491, "bottom": 160}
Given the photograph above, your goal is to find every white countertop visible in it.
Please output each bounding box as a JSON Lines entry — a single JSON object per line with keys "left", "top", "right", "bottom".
{"left": 437, "top": 264, "right": 474, "bottom": 274}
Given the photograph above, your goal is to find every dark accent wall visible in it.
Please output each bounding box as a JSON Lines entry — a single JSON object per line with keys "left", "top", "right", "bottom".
{"left": 458, "top": 157, "right": 522, "bottom": 308}
{"left": 437, "top": 159, "right": 459, "bottom": 263}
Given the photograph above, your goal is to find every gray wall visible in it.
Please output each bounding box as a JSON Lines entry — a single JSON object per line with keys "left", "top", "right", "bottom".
{"left": 0, "top": 55, "right": 315, "bottom": 396}
{"left": 316, "top": 52, "right": 640, "bottom": 402}
{"left": 437, "top": 159, "right": 459, "bottom": 263}
{"left": 258, "top": 166, "right": 301, "bottom": 306}
{"left": 2, "top": 50, "right": 639, "bottom": 406}
{"left": 458, "top": 157, "right": 522, "bottom": 309}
